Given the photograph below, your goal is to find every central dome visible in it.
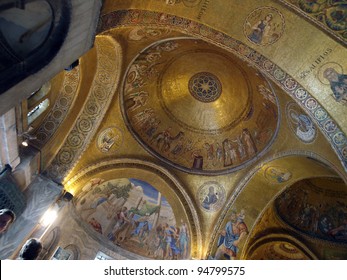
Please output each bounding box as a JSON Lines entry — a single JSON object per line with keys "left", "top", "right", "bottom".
{"left": 121, "top": 38, "right": 279, "bottom": 174}
{"left": 158, "top": 48, "right": 252, "bottom": 133}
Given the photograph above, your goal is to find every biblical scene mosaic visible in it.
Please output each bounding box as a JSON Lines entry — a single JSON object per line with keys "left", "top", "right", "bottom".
{"left": 75, "top": 177, "right": 190, "bottom": 259}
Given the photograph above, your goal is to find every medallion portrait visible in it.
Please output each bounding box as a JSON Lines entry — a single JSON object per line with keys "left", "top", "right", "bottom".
{"left": 97, "top": 126, "right": 123, "bottom": 153}
{"left": 197, "top": 181, "right": 226, "bottom": 212}
{"left": 286, "top": 102, "right": 316, "bottom": 143}
{"left": 244, "top": 7, "right": 285, "bottom": 46}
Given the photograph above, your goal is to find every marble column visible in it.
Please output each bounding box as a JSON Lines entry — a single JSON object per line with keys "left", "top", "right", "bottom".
{"left": 0, "top": 108, "right": 20, "bottom": 171}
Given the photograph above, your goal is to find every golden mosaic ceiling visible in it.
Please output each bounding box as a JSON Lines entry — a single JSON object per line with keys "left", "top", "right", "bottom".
{"left": 275, "top": 177, "right": 347, "bottom": 243}
{"left": 30, "top": 0, "right": 347, "bottom": 260}
{"left": 247, "top": 241, "right": 311, "bottom": 260}
{"left": 122, "top": 38, "right": 279, "bottom": 174}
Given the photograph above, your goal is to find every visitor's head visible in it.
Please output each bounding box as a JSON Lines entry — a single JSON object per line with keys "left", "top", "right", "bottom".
{"left": 0, "top": 208, "right": 16, "bottom": 234}
{"left": 18, "top": 238, "right": 43, "bottom": 260}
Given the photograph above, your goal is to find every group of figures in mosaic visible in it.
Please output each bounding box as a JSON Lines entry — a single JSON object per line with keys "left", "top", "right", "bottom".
{"left": 87, "top": 3, "right": 347, "bottom": 260}
{"left": 122, "top": 38, "right": 281, "bottom": 172}
{"left": 276, "top": 182, "right": 347, "bottom": 242}
{"left": 75, "top": 178, "right": 190, "bottom": 259}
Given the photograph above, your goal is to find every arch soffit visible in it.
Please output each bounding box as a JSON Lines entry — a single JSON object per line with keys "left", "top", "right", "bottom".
{"left": 30, "top": 66, "right": 81, "bottom": 148}
{"left": 43, "top": 35, "right": 123, "bottom": 182}
{"left": 205, "top": 151, "right": 343, "bottom": 258}
{"left": 242, "top": 233, "right": 319, "bottom": 260}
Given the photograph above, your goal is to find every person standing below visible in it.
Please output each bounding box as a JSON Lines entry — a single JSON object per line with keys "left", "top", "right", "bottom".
{"left": 0, "top": 208, "right": 16, "bottom": 234}
{"left": 17, "top": 238, "right": 43, "bottom": 260}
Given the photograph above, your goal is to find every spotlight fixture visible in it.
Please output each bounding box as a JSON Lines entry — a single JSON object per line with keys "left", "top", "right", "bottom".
{"left": 19, "top": 130, "right": 37, "bottom": 147}
{"left": 21, "top": 140, "right": 29, "bottom": 147}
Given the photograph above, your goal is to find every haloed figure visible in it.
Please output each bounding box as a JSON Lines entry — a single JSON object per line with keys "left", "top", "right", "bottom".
{"left": 202, "top": 186, "right": 218, "bottom": 210}
{"left": 248, "top": 13, "right": 273, "bottom": 44}
{"left": 214, "top": 210, "right": 248, "bottom": 260}
{"left": 323, "top": 67, "right": 347, "bottom": 103}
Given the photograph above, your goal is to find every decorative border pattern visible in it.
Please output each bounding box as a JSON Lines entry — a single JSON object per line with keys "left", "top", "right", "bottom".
{"left": 98, "top": 9, "right": 347, "bottom": 173}
{"left": 31, "top": 67, "right": 80, "bottom": 147}
{"left": 44, "top": 36, "right": 122, "bottom": 182}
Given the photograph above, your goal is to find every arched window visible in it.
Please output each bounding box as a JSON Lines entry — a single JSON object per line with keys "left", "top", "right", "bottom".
{"left": 27, "top": 82, "right": 51, "bottom": 125}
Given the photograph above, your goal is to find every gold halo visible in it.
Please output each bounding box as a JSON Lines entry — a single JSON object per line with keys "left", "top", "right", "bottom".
{"left": 317, "top": 62, "right": 344, "bottom": 85}
{"left": 288, "top": 108, "right": 299, "bottom": 125}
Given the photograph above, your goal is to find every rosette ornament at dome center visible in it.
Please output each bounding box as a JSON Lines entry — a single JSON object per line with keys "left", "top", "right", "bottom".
{"left": 121, "top": 38, "right": 280, "bottom": 174}
{"left": 189, "top": 72, "right": 222, "bottom": 102}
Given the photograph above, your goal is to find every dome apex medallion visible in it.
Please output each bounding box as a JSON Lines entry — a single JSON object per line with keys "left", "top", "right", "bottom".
{"left": 188, "top": 72, "right": 222, "bottom": 103}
